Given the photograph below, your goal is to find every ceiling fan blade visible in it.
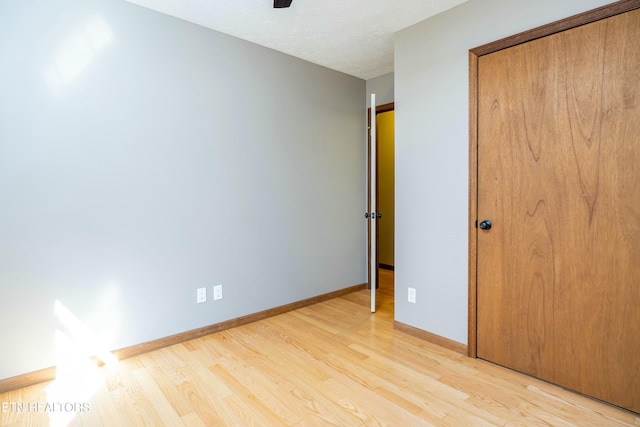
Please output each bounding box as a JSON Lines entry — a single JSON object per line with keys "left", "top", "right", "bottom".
{"left": 274, "top": 0, "right": 292, "bottom": 8}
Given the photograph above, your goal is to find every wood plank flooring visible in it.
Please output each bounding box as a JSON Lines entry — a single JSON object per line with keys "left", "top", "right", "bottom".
{"left": 1, "top": 269, "right": 638, "bottom": 426}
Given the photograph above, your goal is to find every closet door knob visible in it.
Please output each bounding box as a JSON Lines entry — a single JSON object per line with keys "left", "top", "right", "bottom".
{"left": 479, "top": 220, "right": 492, "bottom": 230}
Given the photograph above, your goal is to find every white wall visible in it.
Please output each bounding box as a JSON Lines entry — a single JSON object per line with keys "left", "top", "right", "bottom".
{"left": 0, "top": 0, "right": 365, "bottom": 380}
{"left": 366, "top": 73, "right": 394, "bottom": 107}
{"left": 394, "top": 0, "right": 613, "bottom": 344}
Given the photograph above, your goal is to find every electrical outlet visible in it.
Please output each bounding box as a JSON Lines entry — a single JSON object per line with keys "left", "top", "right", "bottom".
{"left": 197, "top": 287, "right": 207, "bottom": 304}
{"left": 408, "top": 287, "right": 416, "bottom": 304}
{"left": 213, "top": 284, "right": 222, "bottom": 301}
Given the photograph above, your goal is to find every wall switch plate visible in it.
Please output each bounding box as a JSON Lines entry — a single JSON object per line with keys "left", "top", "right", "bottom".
{"left": 213, "top": 284, "right": 222, "bottom": 301}
{"left": 197, "top": 287, "right": 207, "bottom": 304}
{"left": 408, "top": 287, "right": 416, "bottom": 304}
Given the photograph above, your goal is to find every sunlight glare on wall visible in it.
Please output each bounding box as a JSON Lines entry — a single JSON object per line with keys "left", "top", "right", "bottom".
{"left": 43, "top": 15, "right": 113, "bottom": 95}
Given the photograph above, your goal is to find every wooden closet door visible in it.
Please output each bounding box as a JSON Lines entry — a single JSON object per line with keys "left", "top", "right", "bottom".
{"left": 476, "top": 9, "right": 640, "bottom": 413}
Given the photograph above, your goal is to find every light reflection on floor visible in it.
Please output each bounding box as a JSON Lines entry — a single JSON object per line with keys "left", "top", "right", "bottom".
{"left": 47, "top": 300, "right": 119, "bottom": 426}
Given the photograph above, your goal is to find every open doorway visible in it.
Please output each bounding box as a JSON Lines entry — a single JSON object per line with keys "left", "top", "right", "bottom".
{"left": 377, "top": 109, "right": 394, "bottom": 271}
{"left": 367, "top": 102, "right": 395, "bottom": 300}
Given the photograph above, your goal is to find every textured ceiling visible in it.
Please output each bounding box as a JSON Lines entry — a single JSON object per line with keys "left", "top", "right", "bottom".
{"left": 125, "top": 0, "right": 469, "bottom": 80}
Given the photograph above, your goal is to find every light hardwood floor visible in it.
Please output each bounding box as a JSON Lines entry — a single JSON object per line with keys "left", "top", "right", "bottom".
{"left": 1, "top": 269, "right": 638, "bottom": 426}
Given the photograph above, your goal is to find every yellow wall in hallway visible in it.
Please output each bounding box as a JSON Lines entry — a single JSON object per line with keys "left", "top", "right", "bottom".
{"left": 377, "top": 111, "right": 394, "bottom": 267}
